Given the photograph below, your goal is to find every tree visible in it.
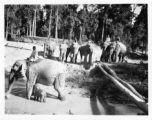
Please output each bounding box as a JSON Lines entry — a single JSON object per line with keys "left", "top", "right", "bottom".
{"left": 132, "top": 4, "right": 148, "bottom": 53}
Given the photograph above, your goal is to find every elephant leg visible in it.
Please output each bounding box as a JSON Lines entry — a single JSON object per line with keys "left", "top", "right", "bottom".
{"left": 65, "top": 48, "right": 70, "bottom": 62}
{"left": 121, "top": 54, "right": 125, "bottom": 62}
{"left": 108, "top": 54, "right": 112, "bottom": 63}
{"left": 89, "top": 52, "right": 93, "bottom": 64}
{"left": 34, "top": 96, "right": 37, "bottom": 100}
{"left": 54, "top": 74, "right": 66, "bottom": 101}
{"left": 75, "top": 53, "right": 78, "bottom": 63}
{"left": 100, "top": 50, "right": 105, "bottom": 62}
{"left": 43, "top": 97, "right": 46, "bottom": 103}
{"left": 118, "top": 54, "right": 122, "bottom": 62}
{"left": 115, "top": 54, "right": 119, "bottom": 63}
{"left": 63, "top": 51, "right": 67, "bottom": 62}
{"left": 79, "top": 50, "right": 83, "bottom": 62}
{"left": 26, "top": 71, "right": 37, "bottom": 100}
{"left": 111, "top": 52, "right": 115, "bottom": 62}
{"left": 40, "top": 97, "right": 43, "bottom": 103}
{"left": 100, "top": 54, "right": 104, "bottom": 62}
{"left": 37, "top": 96, "right": 39, "bottom": 101}
{"left": 5, "top": 70, "right": 18, "bottom": 99}
{"left": 84, "top": 55, "right": 88, "bottom": 64}
{"left": 72, "top": 54, "right": 75, "bottom": 63}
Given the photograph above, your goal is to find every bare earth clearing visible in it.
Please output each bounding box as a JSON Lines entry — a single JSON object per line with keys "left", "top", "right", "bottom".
{"left": 5, "top": 41, "right": 147, "bottom": 115}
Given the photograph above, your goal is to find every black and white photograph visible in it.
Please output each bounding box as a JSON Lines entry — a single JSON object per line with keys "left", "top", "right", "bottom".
{"left": 3, "top": 0, "right": 151, "bottom": 117}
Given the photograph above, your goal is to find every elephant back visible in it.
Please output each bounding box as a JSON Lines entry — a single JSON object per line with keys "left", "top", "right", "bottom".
{"left": 116, "top": 42, "right": 127, "bottom": 53}
{"left": 70, "top": 42, "right": 80, "bottom": 53}
{"left": 49, "top": 41, "right": 56, "bottom": 50}
{"left": 36, "top": 59, "right": 67, "bottom": 75}
{"left": 60, "top": 43, "right": 68, "bottom": 50}
{"left": 79, "top": 45, "right": 86, "bottom": 55}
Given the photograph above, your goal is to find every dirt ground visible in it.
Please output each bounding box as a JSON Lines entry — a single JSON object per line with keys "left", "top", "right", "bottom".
{"left": 5, "top": 41, "right": 147, "bottom": 115}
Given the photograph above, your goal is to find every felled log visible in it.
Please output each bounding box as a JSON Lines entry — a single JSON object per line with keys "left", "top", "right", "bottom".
{"left": 100, "top": 63, "right": 146, "bottom": 101}
{"left": 97, "top": 63, "right": 148, "bottom": 114}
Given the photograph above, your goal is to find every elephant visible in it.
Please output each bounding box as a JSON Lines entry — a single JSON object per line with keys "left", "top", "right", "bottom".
{"left": 100, "top": 41, "right": 111, "bottom": 62}
{"left": 44, "top": 40, "right": 56, "bottom": 58}
{"left": 5, "top": 59, "right": 67, "bottom": 101}
{"left": 79, "top": 41, "right": 94, "bottom": 64}
{"left": 33, "top": 83, "right": 46, "bottom": 103}
{"left": 59, "top": 42, "right": 68, "bottom": 62}
{"left": 107, "top": 42, "right": 127, "bottom": 62}
{"left": 65, "top": 42, "right": 80, "bottom": 63}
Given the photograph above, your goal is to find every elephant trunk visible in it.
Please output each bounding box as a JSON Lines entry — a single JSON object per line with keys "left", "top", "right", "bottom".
{"left": 108, "top": 49, "right": 114, "bottom": 62}
{"left": 5, "top": 71, "right": 16, "bottom": 98}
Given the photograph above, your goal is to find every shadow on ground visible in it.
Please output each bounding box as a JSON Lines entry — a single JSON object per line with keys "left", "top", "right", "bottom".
{"left": 127, "top": 52, "right": 148, "bottom": 60}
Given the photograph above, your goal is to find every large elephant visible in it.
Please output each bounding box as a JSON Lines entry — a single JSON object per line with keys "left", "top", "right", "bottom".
{"left": 5, "top": 59, "right": 67, "bottom": 101}
{"left": 59, "top": 42, "right": 68, "bottom": 62}
{"left": 65, "top": 42, "right": 80, "bottom": 63}
{"left": 79, "top": 41, "right": 94, "bottom": 64}
{"left": 44, "top": 40, "right": 56, "bottom": 58}
{"left": 107, "top": 42, "right": 127, "bottom": 62}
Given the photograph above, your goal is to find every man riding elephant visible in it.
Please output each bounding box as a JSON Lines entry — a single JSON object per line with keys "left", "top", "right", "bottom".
{"left": 28, "top": 46, "right": 38, "bottom": 62}
{"left": 5, "top": 59, "right": 67, "bottom": 101}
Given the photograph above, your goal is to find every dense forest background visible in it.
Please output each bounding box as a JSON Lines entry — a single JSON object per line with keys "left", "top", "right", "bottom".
{"left": 4, "top": 4, "right": 148, "bottom": 53}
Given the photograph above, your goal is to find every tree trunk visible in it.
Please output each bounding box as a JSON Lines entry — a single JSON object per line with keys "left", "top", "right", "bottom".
{"left": 79, "top": 25, "right": 82, "bottom": 43}
{"left": 27, "top": 25, "right": 28, "bottom": 36}
{"left": 11, "top": 26, "right": 13, "bottom": 35}
{"left": 6, "top": 13, "right": 9, "bottom": 40}
{"left": 55, "top": 6, "right": 59, "bottom": 41}
{"left": 69, "top": 27, "right": 73, "bottom": 40}
{"left": 32, "top": 18, "right": 34, "bottom": 36}
{"left": 29, "top": 21, "right": 31, "bottom": 36}
{"left": 62, "top": 28, "right": 64, "bottom": 39}
{"left": 48, "top": 9, "right": 52, "bottom": 37}
{"left": 101, "top": 19, "right": 105, "bottom": 42}
{"left": 98, "top": 63, "right": 148, "bottom": 114}
{"left": 34, "top": 9, "right": 36, "bottom": 36}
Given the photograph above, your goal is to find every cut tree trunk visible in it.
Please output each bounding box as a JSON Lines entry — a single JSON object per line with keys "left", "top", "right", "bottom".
{"left": 97, "top": 63, "right": 148, "bottom": 114}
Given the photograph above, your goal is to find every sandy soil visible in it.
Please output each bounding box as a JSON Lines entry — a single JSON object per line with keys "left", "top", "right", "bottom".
{"left": 5, "top": 41, "right": 143, "bottom": 115}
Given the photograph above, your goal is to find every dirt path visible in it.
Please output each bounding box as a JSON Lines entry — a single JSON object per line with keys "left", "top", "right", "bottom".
{"left": 5, "top": 41, "right": 143, "bottom": 115}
